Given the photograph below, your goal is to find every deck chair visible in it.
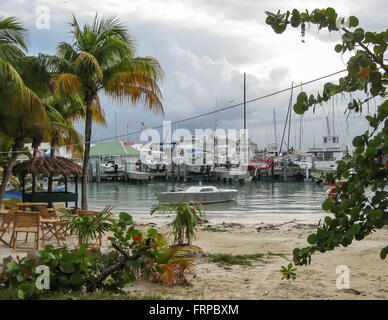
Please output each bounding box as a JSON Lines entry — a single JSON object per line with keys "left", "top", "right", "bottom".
{"left": 77, "top": 210, "right": 103, "bottom": 247}
{"left": 0, "top": 209, "right": 15, "bottom": 247}
{"left": 53, "top": 207, "right": 77, "bottom": 238}
{"left": 0, "top": 209, "right": 14, "bottom": 235}
{"left": 38, "top": 207, "right": 65, "bottom": 245}
{"left": 12, "top": 211, "right": 40, "bottom": 251}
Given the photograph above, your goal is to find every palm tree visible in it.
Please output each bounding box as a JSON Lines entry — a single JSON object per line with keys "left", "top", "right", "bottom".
{"left": 0, "top": 17, "right": 48, "bottom": 205}
{"left": 13, "top": 54, "right": 85, "bottom": 194}
{"left": 49, "top": 14, "right": 164, "bottom": 210}
{"left": 151, "top": 201, "right": 203, "bottom": 245}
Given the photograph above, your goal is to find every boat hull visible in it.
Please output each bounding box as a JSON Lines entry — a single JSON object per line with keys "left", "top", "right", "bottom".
{"left": 156, "top": 190, "right": 237, "bottom": 204}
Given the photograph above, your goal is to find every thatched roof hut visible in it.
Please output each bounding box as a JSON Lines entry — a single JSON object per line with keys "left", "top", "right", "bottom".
{"left": 12, "top": 157, "right": 82, "bottom": 207}
{"left": 13, "top": 156, "right": 83, "bottom": 177}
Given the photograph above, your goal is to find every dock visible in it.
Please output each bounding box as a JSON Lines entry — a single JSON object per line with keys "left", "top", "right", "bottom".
{"left": 88, "top": 161, "right": 320, "bottom": 184}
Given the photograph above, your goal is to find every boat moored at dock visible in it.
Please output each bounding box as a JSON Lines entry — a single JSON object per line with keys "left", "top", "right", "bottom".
{"left": 156, "top": 185, "right": 238, "bottom": 204}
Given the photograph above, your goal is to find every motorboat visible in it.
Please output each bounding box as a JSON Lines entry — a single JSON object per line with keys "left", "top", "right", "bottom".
{"left": 156, "top": 185, "right": 238, "bottom": 204}
{"left": 100, "top": 161, "right": 125, "bottom": 173}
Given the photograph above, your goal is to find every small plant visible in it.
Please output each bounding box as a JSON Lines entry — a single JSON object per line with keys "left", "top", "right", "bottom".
{"left": 151, "top": 244, "right": 203, "bottom": 286}
{"left": 151, "top": 201, "right": 203, "bottom": 245}
{"left": 64, "top": 205, "right": 115, "bottom": 246}
{"left": 280, "top": 263, "right": 297, "bottom": 282}
{"left": 280, "top": 263, "right": 297, "bottom": 299}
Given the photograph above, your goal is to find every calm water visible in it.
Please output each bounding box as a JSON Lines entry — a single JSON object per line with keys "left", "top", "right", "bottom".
{"left": 81, "top": 180, "right": 329, "bottom": 224}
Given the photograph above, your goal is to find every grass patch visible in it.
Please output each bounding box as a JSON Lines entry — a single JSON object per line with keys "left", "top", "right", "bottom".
{"left": 208, "top": 252, "right": 288, "bottom": 267}
{"left": 0, "top": 288, "right": 169, "bottom": 300}
{"left": 201, "top": 227, "right": 228, "bottom": 233}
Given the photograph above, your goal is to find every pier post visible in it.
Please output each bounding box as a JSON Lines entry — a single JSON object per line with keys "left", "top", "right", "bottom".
{"left": 124, "top": 160, "right": 128, "bottom": 182}
{"left": 283, "top": 161, "right": 287, "bottom": 182}
{"left": 183, "top": 163, "right": 187, "bottom": 182}
{"left": 88, "top": 162, "right": 93, "bottom": 182}
{"left": 96, "top": 160, "right": 100, "bottom": 183}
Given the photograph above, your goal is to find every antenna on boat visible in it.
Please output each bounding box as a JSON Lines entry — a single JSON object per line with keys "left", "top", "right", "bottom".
{"left": 215, "top": 96, "right": 218, "bottom": 130}
{"left": 326, "top": 116, "right": 331, "bottom": 136}
{"left": 126, "top": 123, "right": 129, "bottom": 143}
{"left": 115, "top": 110, "right": 118, "bottom": 141}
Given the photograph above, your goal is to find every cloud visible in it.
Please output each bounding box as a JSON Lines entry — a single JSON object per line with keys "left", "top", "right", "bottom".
{"left": 0, "top": 0, "right": 386, "bottom": 151}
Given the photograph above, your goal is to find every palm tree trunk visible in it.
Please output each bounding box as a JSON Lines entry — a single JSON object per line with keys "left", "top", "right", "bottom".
{"left": 0, "top": 137, "right": 25, "bottom": 205}
{"left": 48, "top": 136, "right": 57, "bottom": 207}
{"left": 48, "top": 136, "right": 57, "bottom": 193}
{"left": 32, "top": 138, "right": 40, "bottom": 193}
{"left": 81, "top": 94, "right": 95, "bottom": 210}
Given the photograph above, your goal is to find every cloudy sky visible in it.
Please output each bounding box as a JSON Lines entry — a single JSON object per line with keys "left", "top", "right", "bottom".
{"left": 1, "top": 0, "right": 387, "bottom": 150}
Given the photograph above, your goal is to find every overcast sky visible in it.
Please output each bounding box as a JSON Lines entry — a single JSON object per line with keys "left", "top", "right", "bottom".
{"left": 1, "top": 0, "right": 387, "bottom": 150}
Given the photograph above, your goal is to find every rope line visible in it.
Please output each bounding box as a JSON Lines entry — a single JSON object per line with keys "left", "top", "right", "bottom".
{"left": 0, "top": 69, "right": 347, "bottom": 155}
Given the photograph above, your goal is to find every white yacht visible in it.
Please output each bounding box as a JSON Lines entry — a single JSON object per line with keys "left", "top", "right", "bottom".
{"left": 156, "top": 185, "right": 238, "bottom": 204}
{"left": 100, "top": 161, "right": 125, "bottom": 173}
{"left": 307, "top": 117, "right": 349, "bottom": 172}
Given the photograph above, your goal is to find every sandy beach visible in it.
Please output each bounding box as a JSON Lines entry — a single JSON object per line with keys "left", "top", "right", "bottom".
{"left": 1, "top": 213, "right": 388, "bottom": 300}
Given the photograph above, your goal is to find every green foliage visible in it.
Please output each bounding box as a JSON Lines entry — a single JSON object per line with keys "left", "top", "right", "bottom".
{"left": 0, "top": 245, "right": 101, "bottom": 299}
{"left": 150, "top": 201, "right": 203, "bottom": 245}
{"left": 64, "top": 205, "right": 115, "bottom": 246}
{"left": 0, "top": 210, "right": 171, "bottom": 299}
{"left": 280, "top": 263, "right": 297, "bottom": 282}
{"left": 265, "top": 8, "right": 388, "bottom": 265}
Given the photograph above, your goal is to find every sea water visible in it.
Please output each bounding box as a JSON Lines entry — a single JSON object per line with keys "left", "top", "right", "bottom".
{"left": 82, "top": 180, "right": 330, "bottom": 225}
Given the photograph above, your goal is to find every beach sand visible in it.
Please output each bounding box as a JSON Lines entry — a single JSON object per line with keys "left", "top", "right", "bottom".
{"left": 1, "top": 215, "right": 388, "bottom": 300}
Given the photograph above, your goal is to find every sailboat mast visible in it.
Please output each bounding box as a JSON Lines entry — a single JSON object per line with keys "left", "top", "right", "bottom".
{"left": 286, "top": 82, "right": 294, "bottom": 153}
{"left": 332, "top": 99, "right": 335, "bottom": 136}
{"left": 273, "top": 108, "right": 278, "bottom": 146}
{"left": 243, "top": 73, "right": 246, "bottom": 130}
{"left": 215, "top": 97, "right": 218, "bottom": 130}
{"left": 299, "top": 115, "right": 303, "bottom": 151}
{"left": 279, "top": 82, "right": 294, "bottom": 154}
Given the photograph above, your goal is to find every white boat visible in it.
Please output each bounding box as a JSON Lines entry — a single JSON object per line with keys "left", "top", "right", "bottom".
{"left": 145, "top": 151, "right": 169, "bottom": 171}
{"left": 100, "top": 161, "right": 125, "bottom": 173}
{"left": 156, "top": 185, "right": 238, "bottom": 204}
{"left": 308, "top": 116, "right": 349, "bottom": 172}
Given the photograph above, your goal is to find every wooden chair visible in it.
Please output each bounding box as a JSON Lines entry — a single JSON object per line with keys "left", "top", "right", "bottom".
{"left": 77, "top": 210, "right": 103, "bottom": 247}
{"left": 0, "top": 209, "right": 14, "bottom": 248}
{"left": 38, "top": 207, "right": 65, "bottom": 245}
{"left": 54, "top": 207, "right": 78, "bottom": 237}
{"left": 0, "top": 209, "right": 13, "bottom": 235}
{"left": 12, "top": 211, "right": 40, "bottom": 251}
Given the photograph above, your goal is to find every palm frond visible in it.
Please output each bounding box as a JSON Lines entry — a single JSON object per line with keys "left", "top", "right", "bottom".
{"left": 75, "top": 51, "right": 103, "bottom": 80}
{"left": 91, "top": 93, "right": 107, "bottom": 126}
{"left": 50, "top": 73, "right": 83, "bottom": 99}
{"left": 0, "top": 16, "right": 28, "bottom": 52}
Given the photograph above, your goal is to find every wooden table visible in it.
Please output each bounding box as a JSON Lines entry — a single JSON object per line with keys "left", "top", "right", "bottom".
{"left": 16, "top": 202, "right": 48, "bottom": 211}
{"left": 0, "top": 209, "right": 12, "bottom": 248}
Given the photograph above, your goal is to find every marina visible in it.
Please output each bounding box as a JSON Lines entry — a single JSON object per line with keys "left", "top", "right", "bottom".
{"left": 0, "top": 1, "right": 387, "bottom": 302}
